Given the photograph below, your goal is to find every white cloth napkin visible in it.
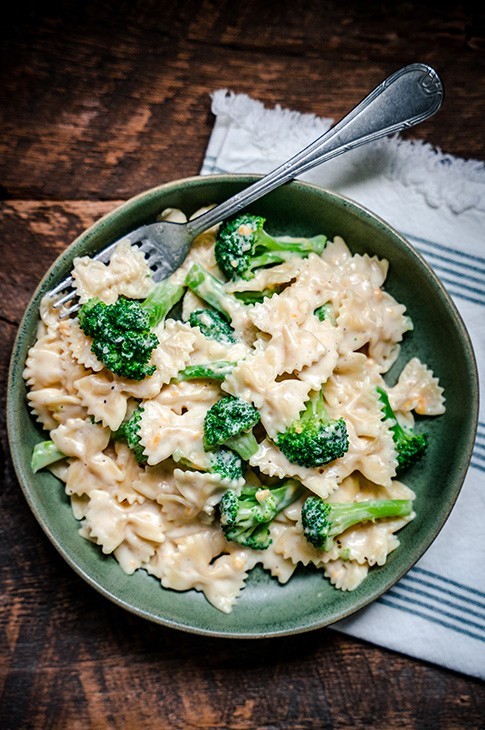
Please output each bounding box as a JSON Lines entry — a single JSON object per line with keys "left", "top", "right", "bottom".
{"left": 202, "top": 90, "right": 485, "bottom": 680}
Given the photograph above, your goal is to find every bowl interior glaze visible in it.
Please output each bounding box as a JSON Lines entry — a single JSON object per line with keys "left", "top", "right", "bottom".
{"left": 7, "top": 175, "right": 478, "bottom": 637}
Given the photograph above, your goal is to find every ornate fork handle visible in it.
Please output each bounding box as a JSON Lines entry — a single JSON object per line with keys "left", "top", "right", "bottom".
{"left": 188, "top": 63, "right": 443, "bottom": 237}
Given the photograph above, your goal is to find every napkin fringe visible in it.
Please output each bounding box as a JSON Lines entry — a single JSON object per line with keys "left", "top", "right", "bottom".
{"left": 211, "top": 89, "right": 485, "bottom": 215}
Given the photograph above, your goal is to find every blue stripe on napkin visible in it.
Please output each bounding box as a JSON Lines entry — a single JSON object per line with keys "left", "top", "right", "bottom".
{"left": 405, "top": 232, "right": 485, "bottom": 306}
{"left": 377, "top": 567, "right": 485, "bottom": 642}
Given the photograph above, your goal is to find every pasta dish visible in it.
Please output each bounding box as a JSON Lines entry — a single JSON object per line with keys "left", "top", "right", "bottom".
{"left": 23, "top": 207, "right": 445, "bottom": 613}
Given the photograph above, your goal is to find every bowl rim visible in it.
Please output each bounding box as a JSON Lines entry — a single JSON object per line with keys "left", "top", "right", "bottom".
{"left": 7, "top": 174, "right": 480, "bottom": 637}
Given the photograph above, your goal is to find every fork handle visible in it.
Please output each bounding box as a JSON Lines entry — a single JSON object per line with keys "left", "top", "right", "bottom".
{"left": 187, "top": 63, "right": 443, "bottom": 237}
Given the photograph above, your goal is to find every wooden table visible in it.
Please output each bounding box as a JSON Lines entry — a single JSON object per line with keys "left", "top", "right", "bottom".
{"left": 1, "top": 2, "right": 484, "bottom": 727}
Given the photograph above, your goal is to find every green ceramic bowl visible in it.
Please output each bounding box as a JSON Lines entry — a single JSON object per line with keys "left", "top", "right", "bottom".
{"left": 7, "top": 175, "right": 478, "bottom": 637}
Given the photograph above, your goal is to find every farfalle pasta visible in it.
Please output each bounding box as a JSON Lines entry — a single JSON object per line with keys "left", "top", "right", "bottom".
{"left": 24, "top": 208, "right": 445, "bottom": 613}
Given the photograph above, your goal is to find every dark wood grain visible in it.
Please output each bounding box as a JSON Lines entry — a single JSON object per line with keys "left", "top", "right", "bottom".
{"left": 2, "top": 1, "right": 484, "bottom": 202}
{"left": 1, "top": 2, "right": 485, "bottom": 728}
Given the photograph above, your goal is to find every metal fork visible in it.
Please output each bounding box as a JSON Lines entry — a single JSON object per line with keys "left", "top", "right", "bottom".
{"left": 49, "top": 63, "right": 443, "bottom": 316}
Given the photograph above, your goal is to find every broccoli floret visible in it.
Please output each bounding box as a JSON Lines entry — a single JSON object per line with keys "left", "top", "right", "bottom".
{"left": 185, "top": 263, "right": 240, "bottom": 323}
{"left": 314, "top": 302, "right": 336, "bottom": 325}
{"left": 276, "top": 390, "right": 349, "bottom": 468}
{"left": 78, "top": 279, "right": 184, "bottom": 381}
{"left": 376, "top": 386, "right": 428, "bottom": 470}
{"left": 211, "top": 447, "right": 245, "bottom": 481}
{"left": 301, "top": 495, "right": 413, "bottom": 551}
{"left": 203, "top": 395, "right": 260, "bottom": 460}
{"left": 31, "top": 440, "right": 65, "bottom": 473}
{"left": 219, "top": 479, "right": 304, "bottom": 549}
{"left": 173, "top": 446, "right": 245, "bottom": 482}
{"left": 189, "top": 308, "right": 236, "bottom": 344}
{"left": 114, "top": 407, "right": 146, "bottom": 464}
{"left": 176, "top": 360, "right": 236, "bottom": 382}
{"left": 78, "top": 297, "right": 158, "bottom": 380}
{"left": 215, "top": 214, "right": 327, "bottom": 281}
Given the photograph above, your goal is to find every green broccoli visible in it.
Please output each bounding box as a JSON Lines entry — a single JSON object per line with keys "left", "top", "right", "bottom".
{"left": 276, "top": 389, "right": 349, "bottom": 468}
{"left": 234, "top": 287, "right": 281, "bottom": 304}
{"left": 211, "top": 448, "right": 245, "bottom": 481}
{"left": 376, "top": 386, "right": 428, "bottom": 470}
{"left": 301, "top": 495, "right": 413, "bottom": 551}
{"left": 78, "top": 279, "right": 184, "bottom": 381}
{"left": 314, "top": 302, "right": 336, "bottom": 325}
{"left": 188, "top": 308, "right": 236, "bottom": 344}
{"left": 214, "top": 214, "right": 327, "bottom": 281}
{"left": 219, "top": 479, "right": 304, "bottom": 549}
{"left": 176, "top": 361, "right": 236, "bottom": 382}
{"left": 31, "top": 440, "right": 66, "bottom": 473}
{"left": 114, "top": 407, "right": 146, "bottom": 464}
{"left": 203, "top": 395, "right": 260, "bottom": 461}
{"left": 174, "top": 446, "right": 245, "bottom": 482}
{"left": 185, "top": 263, "right": 240, "bottom": 323}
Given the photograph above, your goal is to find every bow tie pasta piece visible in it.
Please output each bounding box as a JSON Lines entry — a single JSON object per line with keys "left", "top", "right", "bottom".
{"left": 24, "top": 298, "right": 88, "bottom": 430}
{"left": 151, "top": 320, "right": 198, "bottom": 382}
{"left": 315, "top": 241, "right": 412, "bottom": 372}
{"left": 243, "top": 258, "right": 342, "bottom": 377}
{"left": 65, "top": 449, "right": 119, "bottom": 498}
{"left": 323, "top": 559, "right": 370, "bottom": 591}
{"left": 38, "top": 292, "right": 65, "bottom": 329}
{"left": 249, "top": 306, "right": 338, "bottom": 376}
{"left": 248, "top": 286, "right": 315, "bottom": 333}
{"left": 59, "top": 318, "right": 105, "bottom": 372}
{"left": 72, "top": 240, "right": 153, "bottom": 305}
{"left": 387, "top": 357, "right": 446, "bottom": 415}
{"left": 319, "top": 235, "right": 361, "bottom": 270}
{"left": 246, "top": 256, "right": 337, "bottom": 335}
{"left": 321, "top": 237, "right": 389, "bottom": 290}
{"left": 271, "top": 520, "right": 329, "bottom": 570}
{"left": 50, "top": 417, "right": 110, "bottom": 460}
{"left": 327, "top": 397, "right": 397, "bottom": 488}
{"left": 154, "top": 380, "right": 222, "bottom": 415}
{"left": 323, "top": 353, "right": 398, "bottom": 485}
{"left": 267, "top": 328, "right": 327, "bottom": 374}
{"left": 108, "top": 441, "right": 147, "bottom": 505}
{"left": 223, "top": 346, "right": 312, "bottom": 438}
{"left": 138, "top": 401, "right": 207, "bottom": 466}
{"left": 336, "top": 288, "right": 412, "bottom": 372}
{"left": 130, "top": 460, "right": 180, "bottom": 502}
{"left": 147, "top": 528, "right": 257, "bottom": 614}
{"left": 318, "top": 237, "right": 412, "bottom": 372}
{"left": 74, "top": 371, "right": 137, "bottom": 432}
{"left": 49, "top": 418, "right": 135, "bottom": 501}
{"left": 325, "top": 353, "right": 388, "bottom": 439}
{"left": 80, "top": 489, "right": 166, "bottom": 574}
{"left": 134, "top": 465, "right": 239, "bottom": 525}
{"left": 249, "top": 438, "right": 354, "bottom": 499}
{"left": 249, "top": 528, "right": 298, "bottom": 584}
{"left": 185, "top": 324, "right": 250, "bottom": 366}
{"left": 350, "top": 424, "right": 398, "bottom": 488}
{"left": 296, "top": 321, "right": 342, "bottom": 391}
{"left": 27, "top": 388, "right": 86, "bottom": 432}
{"left": 24, "top": 319, "right": 65, "bottom": 389}
{"left": 156, "top": 469, "right": 235, "bottom": 525}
